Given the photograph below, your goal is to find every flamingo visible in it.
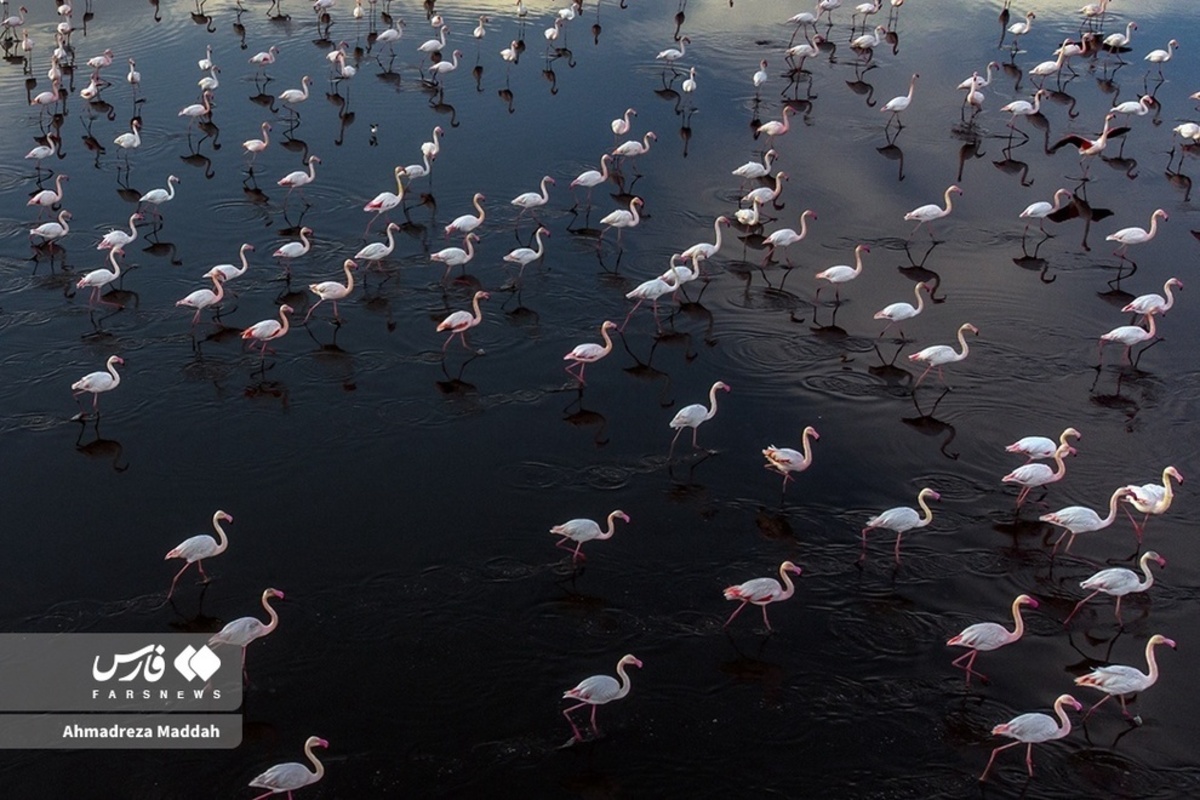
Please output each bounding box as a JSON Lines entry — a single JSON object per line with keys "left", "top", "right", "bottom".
{"left": 248, "top": 45, "right": 280, "bottom": 75}
{"left": 570, "top": 154, "right": 612, "bottom": 206}
{"left": 437, "top": 290, "right": 490, "bottom": 352}
{"left": 815, "top": 244, "right": 869, "bottom": 302}
{"left": 1006, "top": 427, "right": 1081, "bottom": 462}
{"left": 599, "top": 196, "right": 644, "bottom": 246}
{"left": 1079, "top": 0, "right": 1110, "bottom": 21}
{"left": 1075, "top": 634, "right": 1175, "bottom": 721}
{"left": 373, "top": 19, "right": 404, "bottom": 54}
{"left": 198, "top": 65, "right": 219, "bottom": 91}
{"left": 278, "top": 76, "right": 313, "bottom": 113}
{"left": 668, "top": 380, "right": 730, "bottom": 457}
{"left": 752, "top": 59, "right": 769, "bottom": 90}
{"left": 1020, "top": 188, "right": 1073, "bottom": 236}
{"left": 873, "top": 282, "right": 931, "bottom": 338}
{"left": 249, "top": 736, "right": 328, "bottom": 800}
{"left": 563, "top": 321, "right": 618, "bottom": 385}
{"left": 1098, "top": 312, "right": 1156, "bottom": 365}
{"left": 273, "top": 227, "right": 313, "bottom": 270}
{"left": 654, "top": 36, "right": 689, "bottom": 66}
{"left": 612, "top": 131, "right": 657, "bottom": 162}
{"left": 427, "top": 49, "right": 462, "bottom": 84}
{"left": 209, "top": 588, "right": 285, "bottom": 682}
{"left": 30, "top": 209, "right": 71, "bottom": 243}
{"left": 1102, "top": 21, "right": 1137, "bottom": 52}
{"left": 882, "top": 73, "right": 918, "bottom": 130}
{"left": 97, "top": 212, "right": 144, "bottom": 251}
{"left": 304, "top": 259, "right": 357, "bottom": 323}
{"left": 176, "top": 272, "right": 228, "bottom": 326}
{"left": 421, "top": 125, "right": 444, "bottom": 162}
{"left": 241, "top": 305, "right": 294, "bottom": 357}
{"left": 861, "top": 487, "right": 939, "bottom": 563}
{"left": 511, "top": 175, "right": 555, "bottom": 219}
{"left": 786, "top": 34, "right": 825, "bottom": 68}
{"left": 278, "top": 156, "right": 321, "bottom": 203}
{"left": 76, "top": 248, "right": 127, "bottom": 307}
{"left": 402, "top": 151, "right": 433, "bottom": 182}
{"left": 757, "top": 106, "right": 796, "bottom": 144}
{"left": 1066, "top": 551, "right": 1166, "bottom": 625}
{"left": 850, "top": 25, "right": 887, "bottom": 54}
{"left": 71, "top": 355, "right": 123, "bottom": 414}
{"left": 503, "top": 226, "right": 550, "bottom": 275}
{"left": 354, "top": 222, "right": 401, "bottom": 266}
{"left": 550, "top": 510, "right": 630, "bottom": 561}
{"left": 1029, "top": 42, "right": 1070, "bottom": 85}
{"left": 734, "top": 199, "right": 764, "bottom": 228}
{"left": 762, "top": 426, "right": 819, "bottom": 491}
{"left": 622, "top": 267, "right": 682, "bottom": 332}
{"left": 1121, "top": 466, "right": 1183, "bottom": 538}
{"left": 958, "top": 61, "right": 1000, "bottom": 91}
{"left": 680, "top": 216, "right": 730, "bottom": 262}
{"left": 908, "top": 322, "right": 979, "bottom": 387}
{"left": 1053, "top": 113, "right": 1118, "bottom": 178}
{"left": 1123, "top": 278, "right": 1182, "bottom": 319}
{"left": 732, "top": 149, "right": 778, "bottom": 181}
{"left": 198, "top": 43, "right": 214, "bottom": 71}
{"left": 723, "top": 561, "right": 802, "bottom": 631}
{"left": 242, "top": 123, "right": 272, "bottom": 168}
{"left": 610, "top": 107, "right": 636, "bottom": 138}
{"left": 979, "top": 694, "right": 1081, "bottom": 781}
{"left": 817, "top": 0, "right": 841, "bottom": 21}
{"left": 30, "top": 77, "right": 62, "bottom": 114}
{"left": 1106, "top": 208, "right": 1167, "bottom": 258}
{"left": 27, "top": 173, "right": 68, "bottom": 212}
{"left": 113, "top": 119, "right": 142, "bottom": 156}
{"left": 562, "top": 654, "right": 642, "bottom": 740}
{"left": 1144, "top": 39, "right": 1178, "bottom": 77}
{"left": 742, "top": 171, "right": 788, "bottom": 208}
{"left": 418, "top": 25, "right": 449, "bottom": 57}
{"left": 163, "top": 510, "right": 233, "bottom": 599}
{"left": 430, "top": 233, "right": 480, "bottom": 281}
{"left": 764, "top": 209, "right": 816, "bottom": 266}
{"left": 363, "top": 166, "right": 407, "bottom": 230}
{"left": 1110, "top": 95, "right": 1155, "bottom": 118}
{"left": 1006, "top": 11, "right": 1035, "bottom": 47}
{"left": 177, "top": 91, "right": 214, "bottom": 129}
{"left": 1000, "top": 89, "right": 1045, "bottom": 135}
{"left": 473, "top": 15, "right": 489, "bottom": 39}
{"left": 138, "top": 174, "right": 180, "bottom": 217}
{"left": 904, "top": 185, "right": 961, "bottom": 239}
{"left": 24, "top": 134, "right": 59, "bottom": 172}
{"left": 1002, "top": 441, "right": 1071, "bottom": 506}
{"left": 204, "top": 243, "right": 255, "bottom": 285}
{"left": 947, "top": 594, "right": 1038, "bottom": 685}
{"left": 444, "top": 193, "right": 486, "bottom": 238}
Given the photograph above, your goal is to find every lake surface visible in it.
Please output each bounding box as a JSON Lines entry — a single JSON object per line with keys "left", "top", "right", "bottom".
{"left": 1, "top": 0, "right": 1199, "bottom": 795}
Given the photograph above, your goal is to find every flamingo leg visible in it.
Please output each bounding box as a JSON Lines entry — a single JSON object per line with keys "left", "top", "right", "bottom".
{"left": 893, "top": 532, "right": 904, "bottom": 563}
{"left": 691, "top": 426, "right": 700, "bottom": 449}
{"left": 572, "top": 541, "right": 585, "bottom": 561}
{"left": 562, "top": 702, "right": 587, "bottom": 739}
{"left": 913, "top": 363, "right": 934, "bottom": 387}
{"left": 980, "top": 740, "right": 1024, "bottom": 781}
{"left": 760, "top": 603, "right": 774, "bottom": 631}
{"left": 1025, "top": 742, "right": 1037, "bottom": 776}
{"left": 196, "top": 560, "right": 209, "bottom": 582}
{"left": 620, "top": 300, "right": 643, "bottom": 332}
{"left": 303, "top": 299, "right": 325, "bottom": 323}
{"left": 950, "top": 649, "right": 988, "bottom": 684}
{"left": 1063, "top": 590, "right": 1101, "bottom": 625}
{"left": 859, "top": 527, "right": 873, "bottom": 561}
{"left": 668, "top": 427, "right": 685, "bottom": 458}
{"left": 1113, "top": 595, "right": 1123, "bottom": 624}
{"left": 166, "top": 562, "right": 193, "bottom": 599}
{"left": 1083, "top": 693, "right": 1112, "bottom": 719}
{"left": 590, "top": 704, "right": 601, "bottom": 734}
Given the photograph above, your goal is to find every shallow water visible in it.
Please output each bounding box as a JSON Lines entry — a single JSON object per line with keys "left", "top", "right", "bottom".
{"left": 2, "top": 0, "right": 1199, "bottom": 795}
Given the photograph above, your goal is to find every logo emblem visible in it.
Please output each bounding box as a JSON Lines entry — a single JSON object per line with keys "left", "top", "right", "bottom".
{"left": 174, "top": 645, "right": 221, "bottom": 681}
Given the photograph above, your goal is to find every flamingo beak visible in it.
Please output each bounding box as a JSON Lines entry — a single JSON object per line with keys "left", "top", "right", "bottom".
{"left": 1070, "top": 699, "right": 1082, "bottom": 711}
{"left": 1027, "top": 597, "right": 1040, "bottom": 608}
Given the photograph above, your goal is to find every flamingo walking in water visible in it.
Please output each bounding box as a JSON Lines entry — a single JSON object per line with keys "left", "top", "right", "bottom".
{"left": 1040, "top": 486, "right": 1130, "bottom": 554}
{"left": 908, "top": 322, "right": 979, "bottom": 387}
{"left": 562, "top": 654, "right": 642, "bottom": 741}
{"left": 97, "top": 212, "right": 144, "bottom": 251}
{"left": 947, "top": 594, "right": 1038, "bottom": 685}
{"left": 569, "top": 155, "right": 612, "bottom": 207}
{"left": 27, "top": 173, "right": 68, "bottom": 213}
{"left": 1006, "top": 426, "right": 1080, "bottom": 462}
{"left": 304, "top": 259, "right": 357, "bottom": 323}
{"left": 1075, "top": 634, "right": 1175, "bottom": 721}
{"left": 1020, "top": 188, "right": 1073, "bottom": 237}
{"left": 1002, "top": 441, "right": 1072, "bottom": 506}
{"left": 882, "top": 73, "right": 918, "bottom": 131}
{"left": 503, "top": 226, "right": 550, "bottom": 276}
{"left": 861, "top": 487, "right": 939, "bottom": 563}
{"left": 681, "top": 216, "right": 731, "bottom": 262}
{"left": 764, "top": 209, "right": 815, "bottom": 266}
{"left": 209, "top": 588, "right": 285, "bottom": 682}
{"left": 668, "top": 381, "right": 730, "bottom": 457}
{"left": 1106, "top": 208, "right": 1167, "bottom": 259}
{"left": 1122, "top": 466, "right": 1183, "bottom": 538}
{"left": 204, "top": 243, "right": 255, "bottom": 289}
{"left": 762, "top": 426, "right": 819, "bottom": 491}
{"left": 510, "top": 175, "right": 555, "bottom": 220}
{"left": 873, "top": 282, "right": 931, "bottom": 339}
{"left": 1123, "top": 278, "right": 1183, "bottom": 320}
{"left": 599, "top": 197, "right": 644, "bottom": 247}
{"left": 138, "top": 174, "right": 180, "bottom": 218}
{"left": 1065, "top": 551, "right": 1166, "bottom": 625}
{"left": 76, "top": 247, "right": 125, "bottom": 307}
{"left": 551, "top": 510, "right": 630, "bottom": 561}
{"left": 757, "top": 106, "right": 796, "bottom": 144}
{"left": 278, "top": 156, "right": 321, "bottom": 205}
{"left": 273, "top": 227, "right": 313, "bottom": 273}
{"left": 176, "top": 272, "right": 227, "bottom": 327}
{"left": 563, "top": 321, "right": 618, "bottom": 386}
{"left": 610, "top": 107, "right": 636, "bottom": 138}
{"left": 71, "top": 355, "right": 123, "bottom": 415}
{"left": 242, "top": 122, "right": 271, "bottom": 167}
{"left": 436, "top": 291, "right": 489, "bottom": 352}
{"left": 355, "top": 223, "right": 401, "bottom": 268}
{"left": 444, "top": 192, "right": 486, "bottom": 238}
{"left": 904, "top": 185, "right": 961, "bottom": 239}
{"left": 979, "top": 694, "right": 1081, "bottom": 781}
{"left": 723, "top": 561, "right": 802, "bottom": 631}
{"left": 249, "top": 736, "right": 328, "bottom": 800}
{"left": 241, "top": 305, "right": 294, "bottom": 358}
{"left": 1098, "top": 311, "right": 1156, "bottom": 365}
{"left": 430, "top": 233, "right": 480, "bottom": 282}
{"left": 815, "top": 244, "right": 869, "bottom": 302}
{"left": 163, "top": 510, "right": 233, "bottom": 599}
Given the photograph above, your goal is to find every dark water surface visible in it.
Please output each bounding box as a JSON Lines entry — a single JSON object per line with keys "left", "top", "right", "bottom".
{"left": 2, "top": 0, "right": 1199, "bottom": 796}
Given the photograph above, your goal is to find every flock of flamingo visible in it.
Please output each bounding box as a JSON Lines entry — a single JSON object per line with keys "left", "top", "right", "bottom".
{"left": 7, "top": 0, "right": 1196, "bottom": 792}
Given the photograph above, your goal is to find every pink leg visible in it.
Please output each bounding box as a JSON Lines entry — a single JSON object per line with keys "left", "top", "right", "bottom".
{"left": 1083, "top": 694, "right": 1111, "bottom": 719}
{"left": 303, "top": 299, "right": 324, "bottom": 323}
{"left": 1024, "top": 742, "right": 1036, "bottom": 776}
{"left": 572, "top": 541, "right": 585, "bottom": 561}
{"left": 760, "top": 603, "right": 774, "bottom": 631}
{"left": 1063, "top": 591, "right": 1100, "bottom": 625}
{"left": 893, "top": 532, "right": 904, "bottom": 563}
{"left": 691, "top": 426, "right": 700, "bottom": 449}
{"left": 197, "top": 560, "right": 209, "bottom": 582}
{"left": 167, "top": 562, "right": 192, "bottom": 599}
{"left": 590, "top": 704, "right": 601, "bottom": 734}
{"left": 562, "top": 702, "right": 587, "bottom": 740}
{"left": 251, "top": 791, "right": 275, "bottom": 800}
{"left": 724, "top": 601, "right": 748, "bottom": 627}
{"left": 913, "top": 363, "right": 934, "bottom": 387}
{"left": 241, "top": 647, "right": 248, "bottom": 684}
{"left": 1113, "top": 596, "right": 1123, "bottom": 624}
{"left": 980, "top": 740, "right": 1023, "bottom": 781}
{"left": 1015, "top": 486, "right": 1031, "bottom": 507}
{"left": 950, "top": 649, "right": 987, "bottom": 684}
{"left": 668, "top": 427, "right": 684, "bottom": 458}
{"left": 1118, "top": 695, "right": 1132, "bottom": 718}
{"left": 859, "top": 527, "right": 873, "bottom": 561}
{"left": 621, "top": 301, "right": 643, "bottom": 331}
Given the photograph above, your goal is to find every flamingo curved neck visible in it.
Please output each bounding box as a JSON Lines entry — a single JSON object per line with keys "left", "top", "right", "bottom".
{"left": 942, "top": 187, "right": 956, "bottom": 213}
{"left": 1144, "top": 313, "right": 1157, "bottom": 339}
{"left": 777, "top": 565, "right": 797, "bottom": 599}
{"left": 1138, "top": 554, "right": 1157, "bottom": 590}
{"left": 298, "top": 230, "right": 311, "bottom": 250}
{"left": 705, "top": 384, "right": 723, "bottom": 420}
{"left": 800, "top": 430, "right": 815, "bottom": 466}
{"left": 916, "top": 492, "right": 935, "bottom": 525}
{"left": 261, "top": 593, "right": 280, "bottom": 634}
{"left": 470, "top": 293, "right": 485, "bottom": 322}
{"left": 532, "top": 229, "right": 546, "bottom": 255}
{"left": 238, "top": 246, "right": 252, "bottom": 270}
{"left": 1158, "top": 467, "right": 1176, "bottom": 505}
{"left": 598, "top": 157, "right": 610, "bottom": 182}
{"left": 1100, "top": 488, "right": 1125, "bottom": 526}
{"left": 955, "top": 327, "right": 972, "bottom": 359}
{"left": 108, "top": 250, "right": 122, "bottom": 278}
{"left": 598, "top": 325, "right": 614, "bottom": 353}
{"left": 711, "top": 218, "right": 724, "bottom": 249}
{"left": 106, "top": 359, "right": 122, "bottom": 385}
{"left": 911, "top": 282, "right": 925, "bottom": 312}
{"left": 797, "top": 213, "right": 811, "bottom": 239}
{"left": 601, "top": 512, "right": 622, "bottom": 538}
{"left": 627, "top": 201, "right": 641, "bottom": 225}
{"left": 210, "top": 276, "right": 225, "bottom": 302}
{"left": 1009, "top": 598, "right": 1028, "bottom": 639}
{"left": 1144, "top": 641, "right": 1162, "bottom": 684}
{"left": 211, "top": 513, "right": 230, "bottom": 555}
{"left": 1145, "top": 214, "right": 1161, "bottom": 240}
{"left": 1161, "top": 281, "right": 1177, "bottom": 311}
{"left": 473, "top": 196, "right": 486, "bottom": 219}
{"left": 614, "top": 661, "right": 635, "bottom": 699}
{"left": 276, "top": 307, "right": 291, "bottom": 336}
{"left": 342, "top": 263, "right": 356, "bottom": 292}
{"left": 1049, "top": 445, "right": 1069, "bottom": 478}
{"left": 304, "top": 741, "right": 325, "bottom": 781}
{"left": 1052, "top": 699, "right": 1073, "bottom": 737}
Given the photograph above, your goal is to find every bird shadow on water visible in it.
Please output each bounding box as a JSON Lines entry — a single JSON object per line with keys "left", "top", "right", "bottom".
{"left": 74, "top": 418, "right": 128, "bottom": 471}
{"left": 562, "top": 393, "right": 609, "bottom": 447}
{"left": 902, "top": 389, "right": 959, "bottom": 460}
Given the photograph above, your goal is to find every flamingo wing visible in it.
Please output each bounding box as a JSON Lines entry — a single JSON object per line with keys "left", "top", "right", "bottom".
{"left": 724, "top": 577, "right": 783, "bottom": 603}
{"left": 565, "top": 674, "right": 620, "bottom": 703}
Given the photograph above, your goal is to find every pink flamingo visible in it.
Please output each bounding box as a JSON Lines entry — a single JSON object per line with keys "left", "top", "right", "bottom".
{"left": 610, "top": 107, "right": 636, "bottom": 138}
{"left": 904, "top": 184, "right": 961, "bottom": 239}
{"left": 873, "top": 282, "right": 931, "bottom": 338}
{"left": 622, "top": 267, "right": 682, "bottom": 332}
{"left": 569, "top": 155, "right": 612, "bottom": 207}
{"left": 30, "top": 209, "right": 71, "bottom": 243}
{"left": 947, "top": 594, "right": 1038, "bottom": 684}
{"left": 1106, "top": 208, "right": 1167, "bottom": 258}
{"left": 209, "top": 588, "right": 285, "bottom": 682}
{"left": 731, "top": 149, "right": 777, "bottom": 182}
{"left": 815, "top": 244, "right": 870, "bottom": 302}
{"left": 563, "top": 321, "right": 618, "bottom": 385}
{"left": 436, "top": 290, "right": 489, "bottom": 352}
{"left": 668, "top": 381, "right": 730, "bottom": 457}
{"left": 882, "top": 73, "right": 918, "bottom": 131}
{"left": 71, "top": 355, "right": 123, "bottom": 415}
{"left": 1006, "top": 426, "right": 1080, "bottom": 462}
{"left": 355, "top": 223, "right": 401, "bottom": 267}
{"left": 444, "top": 192, "right": 486, "bottom": 238}
{"left": 764, "top": 209, "right": 815, "bottom": 266}
{"left": 861, "top": 487, "right": 939, "bottom": 563}
{"left": 76, "top": 247, "right": 125, "bottom": 307}
{"left": 680, "top": 216, "right": 731, "bottom": 262}
{"left": 249, "top": 736, "right": 328, "bottom": 800}
{"left": 241, "top": 305, "right": 293, "bottom": 358}
{"left": 562, "top": 654, "right": 642, "bottom": 740}
{"left": 273, "top": 227, "right": 313, "bottom": 272}
{"left": 979, "top": 694, "right": 1081, "bottom": 781}
{"left": 1040, "top": 486, "right": 1131, "bottom": 554}
{"left": 204, "top": 243, "right": 255, "bottom": 287}
{"left": 430, "top": 233, "right": 480, "bottom": 282}
{"left": 599, "top": 197, "right": 644, "bottom": 247}
{"left": 304, "top": 259, "right": 357, "bottom": 323}
{"left": 1123, "top": 278, "right": 1183, "bottom": 319}
{"left": 1121, "top": 466, "right": 1183, "bottom": 538}
{"left": 762, "top": 426, "right": 819, "bottom": 491}
{"left": 1075, "top": 634, "right": 1175, "bottom": 720}
{"left": 510, "top": 175, "right": 555, "bottom": 220}
{"left": 277, "top": 156, "right": 321, "bottom": 204}
{"left": 756, "top": 106, "right": 796, "bottom": 144}
{"left": 98, "top": 212, "right": 144, "bottom": 251}
{"left": 908, "top": 323, "right": 978, "bottom": 387}
{"left": 1098, "top": 312, "right": 1156, "bottom": 365}
{"left": 723, "top": 560, "right": 802, "bottom": 630}
{"left": 503, "top": 226, "right": 550, "bottom": 276}
{"left": 363, "top": 166, "right": 406, "bottom": 232}
{"left": 176, "top": 272, "right": 227, "bottom": 326}
{"left": 550, "top": 510, "right": 630, "bottom": 561}
{"left": 1065, "top": 551, "right": 1166, "bottom": 625}
{"left": 1053, "top": 113, "right": 1117, "bottom": 178}
{"left": 242, "top": 122, "right": 271, "bottom": 167}
{"left": 27, "top": 173, "right": 68, "bottom": 213}
{"left": 1002, "top": 441, "right": 1071, "bottom": 506}
{"left": 163, "top": 510, "right": 233, "bottom": 599}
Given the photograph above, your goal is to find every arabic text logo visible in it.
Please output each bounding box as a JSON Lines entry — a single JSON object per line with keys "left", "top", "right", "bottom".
{"left": 92, "top": 645, "right": 167, "bottom": 682}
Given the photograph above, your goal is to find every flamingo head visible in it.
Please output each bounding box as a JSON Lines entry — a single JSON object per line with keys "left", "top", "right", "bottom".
{"left": 1149, "top": 634, "right": 1176, "bottom": 649}
{"left": 217, "top": 511, "right": 234, "bottom": 523}
{"left": 619, "top": 654, "right": 643, "bottom": 669}
{"left": 387, "top": 222, "right": 401, "bottom": 232}
{"left": 1057, "top": 695, "right": 1083, "bottom": 712}
{"left": 1016, "top": 594, "right": 1039, "bottom": 609}
{"left": 856, "top": 244, "right": 871, "bottom": 255}
{"left": 1166, "top": 466, "right": 1184, "bottom": 484}
{"left": 920, "top": 488, "right": 941, "bottom": 502}
{"left": 538, "top": 226, "right": 551, "bottom": 236}
{"left": 280, "top": 304, "right": 294, "bottom": 314}
{"left": 918, "top": 281, "right": 931, "bottom": 293}
{"left": 133, "top": 213, "right": 145, "bottom": 221}
{"left": 109, "top": 356, "right": 125, "bottom": 367}
{"left": 632, "top": 197, "right": 645, "bottom": 207}
{"left": 950, "top": 185, "right": 963, "bottom": 195}
{"left": 309, "top": 155, "right": 322, "bottom": 164}
{"left": 475, "top": 290, "right": 490, "bottom": 301}
{"left": 716, "top": 216, "right": 731, "bottom": 226}
{"left": 266, "top": 588, "right": 286, "bottom": 600}
{"left": 781, "top": 561, "right": 803, "bottom": 576}
{"left": 1063, "top": 427, "right": 1082, "bottom": 442}
{"left": 345, "top": 259, "right": 358, "bottom": 271}
{"left": 803, "top": 425, "right": 819, "bottom": 441}
{"left": 1168, "top": 278, "right": 1183, "bottom": 290}
{"left": 1145, "top": 551, "right": 1167, "bottom": 568}
{"left": 615, "top": 511, "right": 631, "bottom": 523}
{"left": 715, "top": 381, "right": 731, "bottom": 393}
{"left": 1154, "top": 208, "right": 1169, "bottom": 222}
{"left": 963, "top": 323, "right": 980, "bottom": 335}
{"left": 301, "top": 227, "right": 314, "bottom": 235}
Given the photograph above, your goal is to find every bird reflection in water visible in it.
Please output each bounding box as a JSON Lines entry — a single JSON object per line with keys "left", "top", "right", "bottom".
{"left": 75, "top": 418, "right": 128, "bottom": 472}
{"left": 620, "top": 334, "right": 676, "bottom": 407}
{"left": 166, "top": 582, "right": 221, "bottom": 634}
{"left": 562, "top": 394, "right": 609, "bottom": 447}
{"left": 903, "top": 389, "right": 959, "bottom": 460}
{"left": 995, "top": 140, "right": 1035, "bottom": 187}
{"left": 720, "top": 634, "right": 785, "bottom": 705}
{"left": 436, "top": 350, "right": 481, "bottom": 396}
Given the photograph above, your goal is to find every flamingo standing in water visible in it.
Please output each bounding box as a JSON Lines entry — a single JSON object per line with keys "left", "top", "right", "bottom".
{"left": 71, "top": 355, "right": 123, "bottom": 415}
{"left": 242, "top": 122, "right": 271, "bottom": 168}
{"left": 610, "top": 107, "right": 636, "bottom": 138}
{"left": 444, "top": 192, "right": 486, "bottom": 238}
{"left": 815, "top": 244, "right": 870, "bottom": 303}
{"left": 723, "top": 561, "right": 802, "bottom": 631}
{"left": 354, "top": 223, "right": 401, "bottom": 268}
{"left": 756, "top": 105, "right": 796, "bottom": 144}
{"left": 30, "top": 209, "right": 71, "bottom": 243}
{"left": 209, "top": 588, "right": 285, "bottom": 682}
{"left": 138, "top": 174, "right": 180, "bottom": 218}
{"left": 1075, "top": 634, "right": 1175, "bottom": 721}
{"left": 551, "top": 510, "right": 630, "bottom": 561}
{"left": 1098, "top": 311, "right": 1156, "bottom": 365}
{"left": 1002, "top": 441, "right": 1072, "bottom": 506}
{"left": 363, "top": 167, "right": 407, "bottom": 233}
{"left": 1006, "top": 426, "right": 1080, "bottom": 462}
{"left": 908, "top": 322, "right": 979, "bottom": 387}
{"left": 510, "top": 175, "right": 555, "bottom": 221}
{"left": 762, "top": 427, "right": 819, "bottom": 491}
{"left": 204, "top": 243, "right": 255, "bottom": 288}
{"left": 249, "top": 736, "right": 328, "bottom": 800}
{"left": 681, "top": 216, "right": 730, "bottom": 262}
{"left": 304, "top": 259, "right": 357, "bottom": 323}
{"left": 668, "top": 381, "right": 730, "bottom": 457}
{"left": 1053, "top": 113, "right": 1118, "bottom": 179}
{"left": 563, "top": 321, "right": 618, "bottom": 385}
{"left": 764, "top": 209, "right": 815, "bottom": 266}
{"left": 1065, "top": 551, "right": 1166, "bottom": 625}
{"left": 1123, "top": 278, "right": 1183, "bottom": 320}
{"left": 1106, "top": 208, "right": 1167, "bottom": 258}
{"left": 904, "top": 185, "right": 961, "bottom": 239}
{"left": 569, "top": 155, "right": 612, "bottom": 207}
{"left": 1000, "top": 89, "right": 1045, "bottom": 136}
{"left": 1122, "top": 466, "right": 1183, "bottom": 538}
{"left": 76, "top": 247, "right": 124, "bottom": 307}
{"left": 979, "top": 694, "right": 1081, "bottom": 781}
{"left": 947, "top": 594, "right": 1038, "bottom": 685}
{"left": 176, "top": 272, "right": 227, "bottom": 326}
{"left": 97, "top": 212, "right": 144, "bottom": 250}
{"left": 436, "top": 290, "right": 489, "bottom": 352}
{"left": 430, "top": 233, "right": 480, "bottom": 281}
{"left": 163, "top": 510, "right": 233, "bottom": 599}
{"left": 732, "top": 149, "right": 778, "bottom": 182}
{"left": 241, "top": 305, "right": 294, "bottom": 358}
{"left": 278, "top": 156, "right": 321, "bottom": 204}
{"left": 1019, "top": 188, "right": 1073, "bottom": 237}
{"left": 622, "top": 267, "right": 682, "bottom": 332}
{"left": 861, "top": 487, "right": 939, "bottom": 562}
{"left": 273, "top": 227, "right": 313, "bottom": 272}
{"left": 562, "top": 654, "right": 642, "bottom": 740}
{"left": 503, "top": 226, "right": 550, "bottom": 276}
{"left": 27, "top": 173, "right": 68, "bottom": 213}
{"left": 1040, "top": 486, "right": 1130, "bottom": 555}
{"left": 882, "top": 73, "right": 918, "bottom": 131}
{"left": 599, "top": 197, "right": 644, "bottom": 247}
{"left": 873, "top": 281, "right": 930, "bottom": 338}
